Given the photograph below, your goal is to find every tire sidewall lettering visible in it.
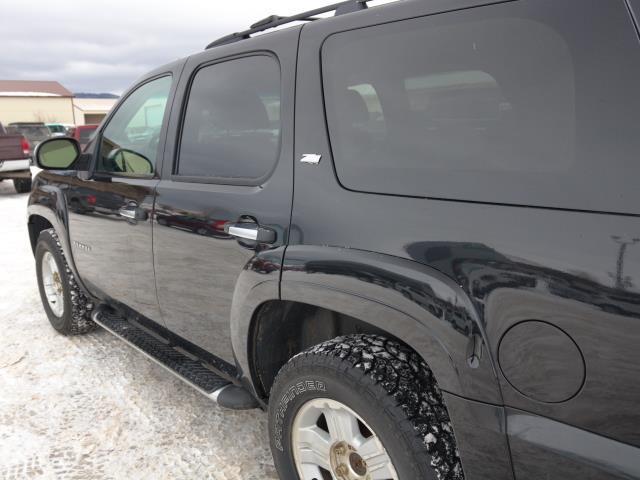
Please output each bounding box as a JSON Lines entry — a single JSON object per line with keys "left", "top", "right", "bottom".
{"left": 273, "top": 379, "right": 326, "bottom": 452}
{"left": 268, "top": 336, "right": 464, "bottom": 480}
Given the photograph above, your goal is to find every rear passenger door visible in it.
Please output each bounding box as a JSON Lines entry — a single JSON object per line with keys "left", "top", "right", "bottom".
{"left": 153, "top": 29, "right": 299, "bottom": 367}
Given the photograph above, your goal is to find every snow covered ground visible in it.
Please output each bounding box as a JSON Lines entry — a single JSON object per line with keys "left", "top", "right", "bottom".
{"left": 0, "top": 180, "right": 277, "bottom": 479}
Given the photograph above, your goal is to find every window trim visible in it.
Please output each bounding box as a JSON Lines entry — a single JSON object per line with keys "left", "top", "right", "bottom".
{"left": 94, "top": 73, "right": 173, "bottom": 179}
{"left": 171, "top": 51, "right": 283, "bottom": 186}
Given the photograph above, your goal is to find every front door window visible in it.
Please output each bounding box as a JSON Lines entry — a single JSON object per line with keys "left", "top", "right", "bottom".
{"left": 97, "top": 76, "right": 172, "bottom": 176}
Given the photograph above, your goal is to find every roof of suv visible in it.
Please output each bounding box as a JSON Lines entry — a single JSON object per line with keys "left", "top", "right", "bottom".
{"left": 205, "top": 0, "right": 371, "bottom": 49}
{"left": 125, "top": 0, "right": 507, "bottom": 99}
{"left": 200, "top": 0, "right": 505, "bottom": 51}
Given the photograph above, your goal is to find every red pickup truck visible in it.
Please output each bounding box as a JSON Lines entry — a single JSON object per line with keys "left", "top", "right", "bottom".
{"left": 0, "top": 122, "right": 32, "bottom": 193}
{"left": 68, "top": 124, "right": 98, "bottom": 150}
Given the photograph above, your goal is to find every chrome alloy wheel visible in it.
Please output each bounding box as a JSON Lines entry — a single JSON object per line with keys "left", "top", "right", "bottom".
{"left": 292, "top": 398, "right": 399, "bottom": 480}
{"left": 41, "top": 251, "right": 65, "bottom": 317}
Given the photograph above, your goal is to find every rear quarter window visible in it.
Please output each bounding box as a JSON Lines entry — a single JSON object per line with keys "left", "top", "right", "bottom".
{"left": 321, "top": 0, "right": 640, "bottom": 214}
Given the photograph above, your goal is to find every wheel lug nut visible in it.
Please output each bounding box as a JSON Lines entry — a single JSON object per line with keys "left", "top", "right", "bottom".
{"left": 336, "top": 464, "right": 348, "bottom": 476}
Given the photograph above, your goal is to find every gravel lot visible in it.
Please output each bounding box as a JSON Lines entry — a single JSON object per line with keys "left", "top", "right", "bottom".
{"left": 0, "top": 180, "right": 278, "bottom": 480}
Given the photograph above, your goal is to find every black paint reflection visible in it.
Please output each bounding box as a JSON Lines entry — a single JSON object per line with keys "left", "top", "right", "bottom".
{"left": 406, "top": 241, "right": 640, "bottom": 321}
{"left": 303, "top": 259, "right": 477, "bottom": 336}
{"left": 155, "top": 210, "right": 231, "bottom": 239}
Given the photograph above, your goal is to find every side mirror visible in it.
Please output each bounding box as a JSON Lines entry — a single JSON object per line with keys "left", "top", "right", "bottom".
{"left": 108, "top": 148, "right": 153, "bottom": 175}
{"left": 34, "top": 137, "right": 80, "bottom": 170}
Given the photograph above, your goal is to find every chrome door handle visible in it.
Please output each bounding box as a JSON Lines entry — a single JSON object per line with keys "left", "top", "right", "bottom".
{"left": 119, "top": 205, "right": 147, "bottom": 221}
{"left": 118, "top": 207, "right": 136, "bottom": 219}
{"left": 225, "top": 223, "right": 276, "bottom": 244}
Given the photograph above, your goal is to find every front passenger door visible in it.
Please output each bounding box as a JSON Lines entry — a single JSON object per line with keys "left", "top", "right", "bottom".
{"left": 68, "top": 73, "right": 176, "bottom": 323}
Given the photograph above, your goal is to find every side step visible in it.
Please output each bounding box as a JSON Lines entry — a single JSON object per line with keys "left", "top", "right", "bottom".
{"left": 92, "top": 305, "right": 258, "bottom": 409}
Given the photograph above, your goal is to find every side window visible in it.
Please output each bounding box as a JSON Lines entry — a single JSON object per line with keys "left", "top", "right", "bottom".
{"left": 98, "top": 76, "right": 172, "bottom": 176}
{"left": 177, "top": 55, "right": 281, "bottom": 181}
{"left": 322, "top": 0, "right": 640, "bottom": 213}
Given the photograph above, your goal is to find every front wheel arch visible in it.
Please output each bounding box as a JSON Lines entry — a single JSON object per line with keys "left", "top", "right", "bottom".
{"left": 28, "top": 214, "right": 53, "bottom": 253}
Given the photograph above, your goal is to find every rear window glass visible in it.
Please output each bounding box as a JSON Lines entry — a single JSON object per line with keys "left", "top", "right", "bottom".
{"left": 177, "top": 55, "right": 281, "bottom": 182}
{"left": 321, "top": 0, "right": 640, "bottom": 213}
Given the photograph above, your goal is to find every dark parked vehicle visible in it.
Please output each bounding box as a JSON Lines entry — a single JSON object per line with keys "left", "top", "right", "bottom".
{"left": 0, "top": 122, "right": 32, "bottom": 192}
{"left": 7, "top": 122, "right": 51, "bottom": 157}
{"left": 26, "top": 1, "right": 640, "bottom": 479}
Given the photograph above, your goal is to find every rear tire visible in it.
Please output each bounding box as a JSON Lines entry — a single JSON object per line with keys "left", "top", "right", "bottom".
{"left": 35, "top": 229, "right": 97, "bottom": 335}
{"left": 269, "top": 334, "right": 464, "bottom": 480}
{"left": 13, "top": 178, "right": 31, "bottom": 193}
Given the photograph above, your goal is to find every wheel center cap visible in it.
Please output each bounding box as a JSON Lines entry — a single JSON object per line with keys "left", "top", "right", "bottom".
{"left": 330, "top": 441, "right": 369, "bottom": 480}
{"left": 349, "top": 451, "right": 367, "bottom": 476}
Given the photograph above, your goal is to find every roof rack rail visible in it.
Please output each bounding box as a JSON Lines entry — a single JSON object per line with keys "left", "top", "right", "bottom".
{"left": 205, "top": 0, "right": 369, "bottom": 49}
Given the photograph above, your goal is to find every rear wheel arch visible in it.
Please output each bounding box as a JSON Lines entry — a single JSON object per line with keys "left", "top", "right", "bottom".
{"left": 248, "top": 299, "right": 459, "bottom": 403}
{"left": 274, "top": 246, "right": 504, "bottom": 405}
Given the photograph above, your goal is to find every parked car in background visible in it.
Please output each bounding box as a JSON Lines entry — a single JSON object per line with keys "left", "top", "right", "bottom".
{"left": 46, "top": 123, "right": 73, "bottom": 137}
{"left": 6, "top": 122, "right": 51, "bottom": 158}
{"left": 0, "top": 122, "right": 32, "bottom": 192}
{"left": 68, "top": 124, "right": 98, "bottom": 150}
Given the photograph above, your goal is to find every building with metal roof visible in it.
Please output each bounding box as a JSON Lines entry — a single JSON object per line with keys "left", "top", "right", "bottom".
{"left": 0, "top": 80, "right": 75, "bottom": 125}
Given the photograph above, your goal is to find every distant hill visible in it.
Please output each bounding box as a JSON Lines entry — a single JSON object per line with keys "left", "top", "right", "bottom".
{"left": 74, "top": 93, "right": 120, "bottom": 99}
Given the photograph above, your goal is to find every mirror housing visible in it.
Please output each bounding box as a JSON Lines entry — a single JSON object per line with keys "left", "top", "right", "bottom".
{"left": 34, "top": 137, "right": 80, "bottom": 170}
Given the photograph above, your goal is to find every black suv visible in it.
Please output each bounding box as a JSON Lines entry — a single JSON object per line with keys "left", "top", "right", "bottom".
{"left": 27, "top": 1, "right": 640, "bottom": 478}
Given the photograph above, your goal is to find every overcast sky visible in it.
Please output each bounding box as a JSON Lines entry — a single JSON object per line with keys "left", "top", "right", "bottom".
{"left": 0, "top": 0, "right": 389, "bottom": 95}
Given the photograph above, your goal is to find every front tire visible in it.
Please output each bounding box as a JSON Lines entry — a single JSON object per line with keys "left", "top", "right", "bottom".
{"left": 35, "top": 229, "right": 97, "bottom": 335}
{"left": 13, "top": 178, "right": 32, "bottom": 193}
{"left": 269, "top": 335, "right": 464, "bottom": 480}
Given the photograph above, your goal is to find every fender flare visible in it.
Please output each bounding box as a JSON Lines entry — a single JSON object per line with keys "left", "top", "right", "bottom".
{"left": 27, "top": 180, "right": 89, "bottom": 295}
{"left": 233, "top": 245, "right": 503, "bottom": 404}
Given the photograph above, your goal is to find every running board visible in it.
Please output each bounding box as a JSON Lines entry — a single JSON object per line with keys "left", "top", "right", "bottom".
{"left": 92, "top": 305, "right": 258, "bottom": 409}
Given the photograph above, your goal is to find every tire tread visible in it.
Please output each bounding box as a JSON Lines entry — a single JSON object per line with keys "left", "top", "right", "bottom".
{"left": 272, "top": 334, "right": 464, "bottom": 480}
{"left": 38, "top": 229, "right": 97, "bottom": 335}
